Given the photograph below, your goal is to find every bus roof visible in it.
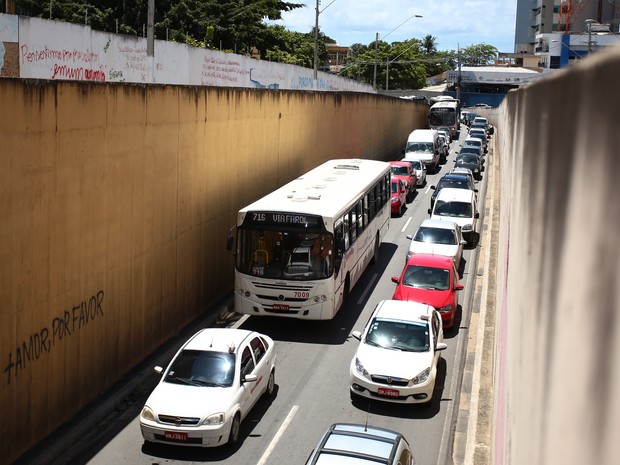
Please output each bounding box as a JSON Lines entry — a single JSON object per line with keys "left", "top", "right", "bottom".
{"left": 238, "top": 158, "right": 390, "bottom": 221}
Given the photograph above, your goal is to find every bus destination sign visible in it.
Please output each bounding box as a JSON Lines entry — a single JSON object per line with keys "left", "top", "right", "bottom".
{"left": 245, "top": 211, "right": 321, "bottom": 228}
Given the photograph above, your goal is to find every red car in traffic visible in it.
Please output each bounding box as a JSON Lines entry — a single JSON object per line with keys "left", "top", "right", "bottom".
{"left": 391, "top": 254, "right": 463, "bottom": 329}
{"left": 389, "top": 161, "right": 417, "bottom": 202}
{"left": 391, "top": 178, "right": 407, "bottom": 216}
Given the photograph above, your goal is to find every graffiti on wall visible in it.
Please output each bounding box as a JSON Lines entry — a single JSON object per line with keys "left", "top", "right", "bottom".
{"left": 2, "top": 13, "right": 373, "bottom": 92}
{"left": 3, "top": 290, "right": 105, "bottom": 385}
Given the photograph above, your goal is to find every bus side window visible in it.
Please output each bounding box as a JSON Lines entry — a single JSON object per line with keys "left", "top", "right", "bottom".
{"left": 368, "top": 190, "right": 376, "bottom": 220}
{"left": 362, "top": 197, "right": 369, "bottom": 230}
{"left": 343, "top": 215, "right": 350, "bottom": 251}
{"left": 349, "top": 209, "right": 357, "bottom": 244}
{"left": 357, "top": 200, "right": 364, "bottom": 235}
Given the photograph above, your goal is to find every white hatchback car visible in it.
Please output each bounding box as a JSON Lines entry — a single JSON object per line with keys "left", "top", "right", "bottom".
{"left": 406, "top": 218, "right": 467, "bottom": 268}
{"left": 428, "top": 187, "right": 479, "bottom": 244}
{"left": 140, "top": 328, "right": 276, "bottom": 448}
{"left": 350, "top": 300, "right": 446, "bottom": 404}
{"left": 401, "top": 157, "right": 427, "bottom": 186}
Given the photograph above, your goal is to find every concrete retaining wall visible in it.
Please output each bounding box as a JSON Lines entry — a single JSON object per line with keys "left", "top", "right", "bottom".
{"left": 493, "top": 46, "right": 620, "bottom": 465}
{"left": 0, "top": 79, "right": 428, "bottom": 462}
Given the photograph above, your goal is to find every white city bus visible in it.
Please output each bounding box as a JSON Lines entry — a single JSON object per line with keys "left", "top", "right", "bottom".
{"left": 227, "top": 159, "right": 391, "bottom": 320}
{"left": 428, "top": 99, "right": 460, "bottom": 139}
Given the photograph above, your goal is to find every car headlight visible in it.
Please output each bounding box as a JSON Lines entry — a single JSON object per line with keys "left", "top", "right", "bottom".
{"left": 355, "top": 357, "right": 370, "bottom": 380}
{"left": 203, "top": 413, "right": 225, "bottom": 425}
{"left": 412, "top": 367, "right": 431, "bottom": 385}
{"left": 437, "top": 304, "right": 453, "bottom": 313}
{"left": 140, "top": 406, "right": 156, "bottom": 421}
{"left": 461, "top": 224, "right": 473, "bottom": 232}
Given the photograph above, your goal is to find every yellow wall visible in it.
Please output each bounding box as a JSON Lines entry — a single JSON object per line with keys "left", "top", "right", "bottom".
{"left": 0, "top": 79, "right": 428, "bottom": 462}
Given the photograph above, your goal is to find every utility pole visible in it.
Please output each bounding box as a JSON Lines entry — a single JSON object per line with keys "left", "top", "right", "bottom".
{"left": 313, "top": 0, "right": 320, "bottom": 80}
{"left": 373, "top": 32, "right": 379, "bottom": 90}
{"left": 147, "top": 0, "right": 154, "bottom": 56}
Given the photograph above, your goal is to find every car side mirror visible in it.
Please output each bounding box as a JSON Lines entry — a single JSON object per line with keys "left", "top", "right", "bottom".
{"left": 475, "top": 212, "right": 480, "bottom": 219}
{"left": 430, "top": 185, "right": 436, "bottom": 190}
{"left": 243, "top": 374, "right": 258, "bottom": 383}
{"left": 456, "top": 284, "right": 464, "bottom": 291}
{"left": 474, "top": 188, "right": 478, "bottom": 193}
{"left": 460, "top": 240, "right": 467, "bottom": 245}
{"left": 351, "top": 331, "right": 362, "bottom": 340}
{"left": 154, "top": 366, "right": 163, "bottom": 375}
{"left": 406, "top": 234, "right": 413, "bottom": 240}
{"left": 436, "top": 342, "right": 448, "bottom": 351}
{"left": 427, "top": 208, "right": 432, "bottom": 214}
{"left": 391, "top": 276, "right": 400, "bottom": 284}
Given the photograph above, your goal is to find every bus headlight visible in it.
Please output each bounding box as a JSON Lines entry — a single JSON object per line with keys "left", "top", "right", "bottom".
{"left": 313, "top": 295, "right": 327, "bottom": 302}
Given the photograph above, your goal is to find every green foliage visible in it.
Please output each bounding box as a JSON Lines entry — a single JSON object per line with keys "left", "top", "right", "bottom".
{"left": 459, "top": 44, "right": 498, "bottom": 66}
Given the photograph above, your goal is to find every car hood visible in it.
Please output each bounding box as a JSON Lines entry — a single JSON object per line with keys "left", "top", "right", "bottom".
{"left": 408, "top": 242, "right": 458, "bottom": 260}
{"left": 432, "top": 215, "right": 473, "bottom": 229}
{"left": 393, "top": 286, "right": 453, "bottom": 309}
{"left": 355, "top": 343, "right": 433, "bottom": 377}
{"left": 455, "top": 161, "right": 479, "bottom": 171}
{"left": 407, "top": 151, "right": 433, "bottom": 162}
{"left": 145, "top": 382, "right": 237, "bottom": 417}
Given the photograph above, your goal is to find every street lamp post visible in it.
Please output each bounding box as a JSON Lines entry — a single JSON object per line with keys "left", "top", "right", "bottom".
{"left": 313, "top": 0, "right": 337, "bottom": 81}
{"left": 585, "top": 18, "right": 597, "bottom": 55}
{"left": 373, "top": 14, "right": 422, "bottom": 90}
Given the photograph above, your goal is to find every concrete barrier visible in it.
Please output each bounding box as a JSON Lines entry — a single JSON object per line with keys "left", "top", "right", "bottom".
{"left": 492, "top": 44, "right": 620, "bottom": 465}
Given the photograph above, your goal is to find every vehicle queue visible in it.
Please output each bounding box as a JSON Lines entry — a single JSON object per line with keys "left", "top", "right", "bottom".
{"left": 136, "top": 104, "right": 492, "bottom": 465}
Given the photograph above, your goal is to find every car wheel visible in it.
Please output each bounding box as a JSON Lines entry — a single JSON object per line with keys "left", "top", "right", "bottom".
{"left": 263, "top": 369, "right": 275, "bottom": 398}
{"left": 228, "top": 413, "right": 241, "bottom": 447}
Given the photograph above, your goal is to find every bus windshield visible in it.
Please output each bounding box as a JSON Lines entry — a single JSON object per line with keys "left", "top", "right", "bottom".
{"left": 428, "top": 109, "right": 456, "bottom": 127}
{"left": 237, "top": 229, "right": 334, "bottom": 280}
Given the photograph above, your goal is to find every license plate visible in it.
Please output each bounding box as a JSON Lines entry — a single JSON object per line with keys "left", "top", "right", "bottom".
{"left": 165, "top": 431, "right": 188, "bottom": 441}
{"left": 272, "top": 303, "right": 289, "bottom": 311}
{"left": 378, "top": 387, "right": 400, "bottom": 397}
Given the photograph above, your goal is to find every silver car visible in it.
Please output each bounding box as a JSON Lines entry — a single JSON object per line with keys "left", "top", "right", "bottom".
{"left": 305, "top": 423, "right": 417, "bottom": 465}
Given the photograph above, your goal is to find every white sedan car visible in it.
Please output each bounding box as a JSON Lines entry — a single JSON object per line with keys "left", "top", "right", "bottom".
{"left": 140, "top": 328, "right": 276, "bottom": 448}
{"left": 350, "top": 300, "right": 447, "bottom": 404}
{"left": 401, "top": 157, "right": 426, "bottom": 186}
{"left": 406, "top": 218, "right": 467, "bottom": 268}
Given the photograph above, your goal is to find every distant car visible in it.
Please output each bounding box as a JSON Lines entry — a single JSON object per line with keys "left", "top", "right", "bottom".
{"left": 468, "top": 128, "right": 488, "bottom": 152}
{"left": 437, "top": 127, "right": 452, "bottom": 144}
{"left": 402, "top": 157, "right": 427, "bottom": 186}
{"left": 436, "top": 133, "right": 449, "bottom": 163}
{"left": 139, "top": 328, "right": 276, "bottom": 448}
{"left": 350, "top": 299, "right": 446, "bottom": 405}
{"left": 391, "top": 254, "right": 464, "bottom": 330}
{"left": 454, "top": 152, "right": 483, "bottom": 180}
{"left": 429, "top": 173, "right": 478, "bottom": 209}
{"left": 391, "top": 177, "right": 407, "bottom": 216}
{"left": 451, "top": 167, "right": 475, "bottom": 185}
{"left": 305, "top": 423, "right": 417, "bottom": 465}
{"left": 428, "top": 187, "right": 479, "bottom": 244}
{"left": 473, "top": 103, "right": 491, "bottom": 108}
{"left": 389, "top": 161, "right": 417, "bottom": 202}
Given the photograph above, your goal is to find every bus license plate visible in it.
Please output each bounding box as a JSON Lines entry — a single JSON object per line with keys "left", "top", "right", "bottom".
{"left": 272, "top": 304, "right": 289, "bottom": 311}
{"left": 378, "top": 388, "right": 400, "bottom": 398}
{"left": 165, "top": 431, "right": 188, "bottom": 441}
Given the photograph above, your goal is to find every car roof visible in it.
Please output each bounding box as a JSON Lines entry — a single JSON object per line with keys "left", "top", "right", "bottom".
{"left": 418, "top": 218, "right": 459, "bottom": 230}
{"left": 374, "top": 299, "right": 434, "bottom": 323}
{"left": 184, "top": 328, "right": 254, "bottom": 353}
{"left": 435, "top": 187, "right": 475, "bottom": 202}
{"left": 308, "top": 423, "right": 408, "bottom": 465}
{"left": 401, "top": 156, "right": 423, "bottom": 164}
{"left": 439, "top": 173, "right": 470, "bottom": 182}
{"left": 464, "top": 137, "right": 482, "bottom": 144}
{"left": 389, "top": 161, "right": 410, "bottom": 168}
{"left": 404, "top": 253, "right": 454, "bottom": 268}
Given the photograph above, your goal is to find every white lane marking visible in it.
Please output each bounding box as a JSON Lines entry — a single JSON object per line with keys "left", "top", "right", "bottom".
{"left": 357, "top": 273, "right": 379, "bottom": 305}
{"left": 256, "top": 404, "right": 299, "bottom": 465}
{"left": 231, "top": 314, "right": 250, "bottom": 329}
{"left": 401, "top": 216, "right": 412, "bottom": 233}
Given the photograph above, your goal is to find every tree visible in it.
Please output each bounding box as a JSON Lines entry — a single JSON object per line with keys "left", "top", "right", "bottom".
{"left": 421, "top": 35, "right": 437, "bottom": 55}
{"left": 459, "top": 44, "right": 498, "bottom": 66}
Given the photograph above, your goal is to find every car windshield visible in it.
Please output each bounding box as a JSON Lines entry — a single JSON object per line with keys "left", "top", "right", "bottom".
{"left": 460, "top": 147, "right": 481, "bottom": 156}
{"left": 391, "top": 166, "right": 409, "bottom": 176}
{"left": 414, "top": 226, "right": 457, "bottom": 245}
{"left": 437, "top": 179, "right": 470, "bottom": 190}
{"left": 406, "top": 142, "right": 434, "bottom": 153}
{"left": 164, "top": 350, "right": 236, "bottom": 387}
{"left": 457, "top": 154, "right": 479, "bottom": 164}
{"left": 401, "top": 264, "right": 450, "bottom": 291}
{"left": 365, "top": 318, "right": 430, "bottom": 352}
{"left": 464, "top": 140, "right": 481, "bottom": 147}
{"left": 434, "top": 200, "right": 473, "bottom": 218}
{"left": 404, "top": 159, "right": 422, "bottom": 170}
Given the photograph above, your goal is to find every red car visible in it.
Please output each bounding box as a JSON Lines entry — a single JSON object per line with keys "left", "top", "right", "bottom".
{"left": 389, "top": 161, "right": 417, "bottom": 202}
{"left": 391, "top": 254, "right": 463, "bottom": 329}
{"left": 391, "top": 178, "right": 407, "bottom": 216}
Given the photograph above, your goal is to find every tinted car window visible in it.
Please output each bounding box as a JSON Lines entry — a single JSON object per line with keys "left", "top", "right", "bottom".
{"left": 240, "top": 346, "right": 255, "bottom": 376}
{"left": 164, "top": 350, "right": 235, "bottom": 387}
{"left": 434, "top": 200, "right": 473, "bottom": 218}
{"left": 413, "top": 226, "right": 457, "bottom": 245}
{"left": 250, "top": 336, "right": 267, "bottom": 363}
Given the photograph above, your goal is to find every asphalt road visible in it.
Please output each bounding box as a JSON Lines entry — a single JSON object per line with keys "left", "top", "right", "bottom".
{"left": 18, "top": 127, "right": 490, "bottom": 465}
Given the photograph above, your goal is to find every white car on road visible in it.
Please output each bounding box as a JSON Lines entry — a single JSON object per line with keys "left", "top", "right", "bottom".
{"left": 140, "top": 328, "right": 276, "bottom": 448}
{"left": 402, "top": 157, "right": 427, "bottom": 186}
{"left": 406, "top": 218, "right": 467, "bottom": 268}
{"left": 350, "top": 300, "right": 447, "bottom": 404}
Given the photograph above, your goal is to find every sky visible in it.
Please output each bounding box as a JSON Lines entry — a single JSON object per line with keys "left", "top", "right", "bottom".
{"left": 269, "top": 0, "right": 518, "bottom": 53}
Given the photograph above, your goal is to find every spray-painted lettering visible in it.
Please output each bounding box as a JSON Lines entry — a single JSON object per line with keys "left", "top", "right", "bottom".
{"left": 3, "top": 290, "right": 104, "bottom": 385}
